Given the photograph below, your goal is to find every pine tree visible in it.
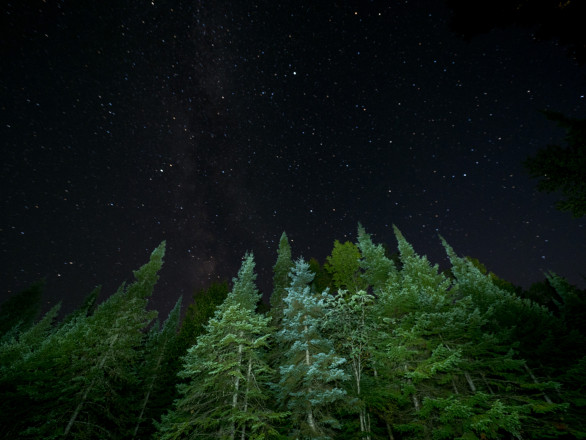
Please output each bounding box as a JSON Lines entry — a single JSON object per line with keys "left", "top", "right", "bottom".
{"left": 158, "top": 253, "right": 284, "bottom": 439}
{"left": 277, "top": 258, "right": 348, "bottom": 439}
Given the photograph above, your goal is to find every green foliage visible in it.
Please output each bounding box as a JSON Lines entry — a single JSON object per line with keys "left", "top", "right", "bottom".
{"left": 177, "top": 280, "right": 229, "bottom": 352}
{"left": 270, "top": 231, "right": 294, "bottom": 326}
{"left": 158, "top": 253, "right": 284, "bottom": 439}
{"left": 2, "top": 242, "right": 165, "bottom": 439}
{"left": 132, "top": 297, "right": 182, "bottom": 439}
{"left": 356, "top": 223, "right": 397, "bottom": 294}
{"left": 0, "top": 280, "right": 43, "bottom": 339}
{"left": 325, "top": 240, "right": 366, "bottom": 293}
{"left": 2, "top": 229, "right": 584, "bottom": 439}
{"left": 277, "top": 258, "right": 348, "bottom": 439}
{"left": 308, "top": 257, "right": 333, "bottom": 293}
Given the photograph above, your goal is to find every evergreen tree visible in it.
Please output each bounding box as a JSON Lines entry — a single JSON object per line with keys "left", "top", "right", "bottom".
{"left": 324, "top": 288, "right": 378, "bottom": 439}
{"left": 441, "top": 237, "right": 571, "bottom": 439}
{"left": 158, "top": 253, "right": 283, "bottom": 439}
{"left": 59, "top": 285, "right": 100, "bottom": 328}
{"left": 132, "top": 297, "right": 182, "bottom": 439}
{"left": 325, "top": 240, "right": 365, "bottom": 294}
{"left": 524, "top": 111, "right": 586, "bottom": 217}
{"left": 0, "top": 303, "right": 61, "bottom": 438}
{"left": 270, "top": 231, "right": 294, "bottom": 327}
{"left": 18, "top": 242, "right": 165, "bottom": 439}
{"left": 177, "top": 280, "right": 229, "bottom": 353}
{"left": 356, "top": 223, "right": 398, "bottom": 295}
{"left": 0, "top": 280, "right": 44, "bottom": 339}
{"left": 308, "top": 257, "right": 333, "bottom": 294}
{"left": 277, "top": 258, "right": 348, "bottom": 439}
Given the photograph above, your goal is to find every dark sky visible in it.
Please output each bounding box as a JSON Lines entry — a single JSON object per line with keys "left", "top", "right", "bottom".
{"left": 2, "top": 0, "right": 585, "bottom": 316}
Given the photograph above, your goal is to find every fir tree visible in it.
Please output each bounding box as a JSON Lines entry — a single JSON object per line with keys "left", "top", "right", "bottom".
{"left": 441, "top": 236, "right": 571, "bottom": 439}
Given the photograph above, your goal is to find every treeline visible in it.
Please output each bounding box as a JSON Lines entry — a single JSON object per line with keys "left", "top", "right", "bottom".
{"left": 1, "top": 225, "right": 585, "bottom": 439}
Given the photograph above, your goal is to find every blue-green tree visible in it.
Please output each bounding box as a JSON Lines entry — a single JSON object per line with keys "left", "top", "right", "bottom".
{"left": 277, "top": 258, "right": 348, "bottom": 439}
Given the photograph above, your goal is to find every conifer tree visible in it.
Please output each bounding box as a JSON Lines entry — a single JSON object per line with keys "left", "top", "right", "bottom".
{"left": 17, "top": 242, "right": 165, "bottom": 439}
{"left": 0, "top": 303, "right": 61, "bottom": 438}
{"left": 371, "top": 226, "right": 454, "bottom": 437}
{"left": 356, "top": 223, "right": 398, "bottom": 295}
{"left": 270, "top": 231, "right": 294, "bottom": 326}
{"left": 277, "top": 258, "right": 348, "bottom": 439}
{"left": 158, "top": 253, "right": 283, "bottom": 439}
{"left": 441, "top": 237, "right": 571, "bottom": 439}
{"left": 324, "top": 288, "right": 378, "bottom": 439}
{"left": 176, "top": 280, "right": 229, "bottom": 353}
{"left": 325, "top": 240, "right": 365, "bottom": 293}
{"left": 132, "top": 297, "right": 182, "bottom": 439}
{"left": 0, "top": 280, "right": 44, "bottom": 339}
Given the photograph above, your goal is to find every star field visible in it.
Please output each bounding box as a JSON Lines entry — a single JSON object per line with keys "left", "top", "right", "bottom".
{"left": 1, "top": 0, "right": 585, "bottom": 314}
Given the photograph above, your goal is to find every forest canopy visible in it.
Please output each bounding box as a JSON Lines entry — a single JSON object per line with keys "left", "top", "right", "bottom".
{"left": 1, "top": 226, "right": 585, "bottom": 439}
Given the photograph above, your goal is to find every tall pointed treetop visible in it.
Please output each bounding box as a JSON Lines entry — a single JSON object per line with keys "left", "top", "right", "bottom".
{"left": 271, "top": 231, "right": 294, "bottom": 313}
{"left": 357, "top": 223, "right": 397, "bottom": 293}
{"left": 220, "top": 252, "right": 260, "bottom": 313}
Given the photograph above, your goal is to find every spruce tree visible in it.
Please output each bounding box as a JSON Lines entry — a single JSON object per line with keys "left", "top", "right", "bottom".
{"left": 277, "top": 258, "right": 348, "bottom": 439}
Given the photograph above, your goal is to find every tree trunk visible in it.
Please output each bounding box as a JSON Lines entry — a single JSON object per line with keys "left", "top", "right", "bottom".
{"left": 230, "top": 340, "right": 244, "bottom": 440}
{"left": 241, "top": 358, "right": 253, "bottom": 440}
{"left": 304, "top": 324, "right": 317, "bottom": 434}
{"left": 464, "top": 371, "right": 476, "bottom": 393}
{"left": 404, "top": 364, "right": 420, "bottom": 411}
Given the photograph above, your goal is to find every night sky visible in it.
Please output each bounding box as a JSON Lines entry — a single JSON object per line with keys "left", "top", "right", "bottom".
{"left": 2, "top": 0, "right": 585, "bottom": 316}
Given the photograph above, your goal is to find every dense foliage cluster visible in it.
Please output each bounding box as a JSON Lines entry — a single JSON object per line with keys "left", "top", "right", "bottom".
{"left": 1, "top": 227, "right": 585, "bottom": 439}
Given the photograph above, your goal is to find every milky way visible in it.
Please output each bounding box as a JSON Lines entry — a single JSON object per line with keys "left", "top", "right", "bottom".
{"left": 1, "top": 0, "right": 585, "bottom": 315}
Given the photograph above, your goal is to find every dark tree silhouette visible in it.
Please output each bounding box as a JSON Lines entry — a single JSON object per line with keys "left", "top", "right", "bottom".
{"left": 524, "top": 111, "right": 586, "bottom": 217}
